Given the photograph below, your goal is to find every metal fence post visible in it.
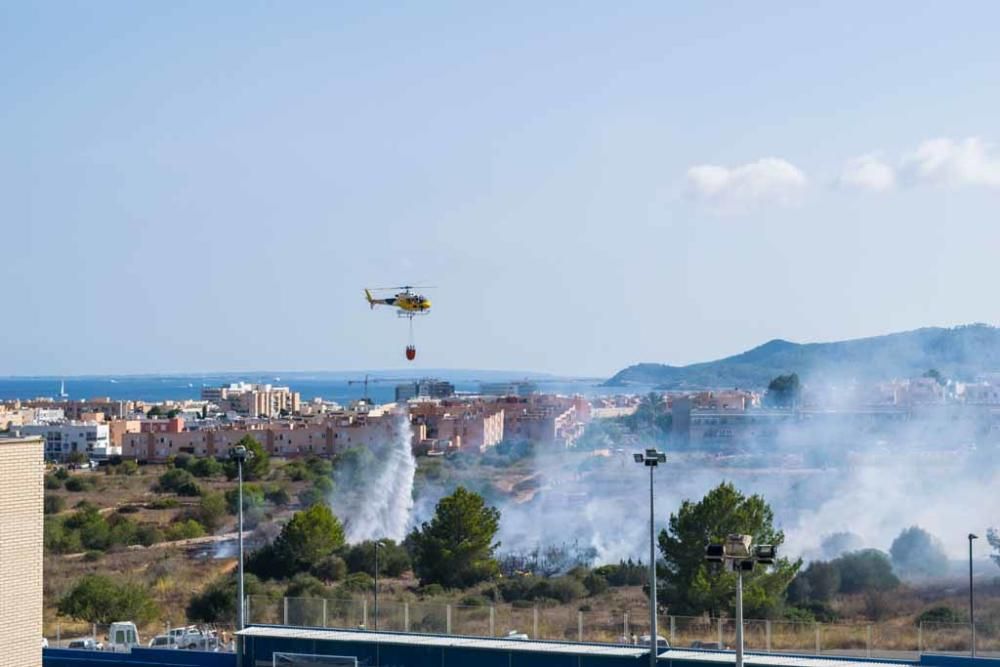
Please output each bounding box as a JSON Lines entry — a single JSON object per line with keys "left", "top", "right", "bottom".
{"left": 815, "top": 623, "right": 821, "bottom": 654}
{"left": 245, "top": 596, "right": 250, "bottom": 626}
{"left": 404, "top": 602, "right": 410, "bottom": 633}
{"left": 362, "top": 599, "right": 368, "bottom": 629}
{"left": 866, "top": 625, "right": 872, "bottom": 658}
{"left": 717, "top": 618, "right": 723, "bottom": 648}
{"left": 765, "top": 620, "right": 771, "bottom": 653}
{"left": 670, "top": 615, "right": 676, "bottom": 645}
{"left": 322, "top": 599, "right": 328, "bottom": 628}
{"left": 624, "top": 612, "right": 629, "bottom": 641}
{"left": 533, "top": 606, "right": 539, "bottom": 639}
{"left": 490, "top": 606, "right": 495, "bottom": 637}
{"left": 918, "top": 622, "right": 923, "bottom": 653}
{"left": 446, "top": 604, "right": 452, "bottom": 635}
{"left": 57, "top": 624, "right": 61, "bottom": 645}
{"left": 283, "top": 597, "right": 289, "bottom": 625}
{"left": 578, "top": 611, "right": 583, "bottom": 642}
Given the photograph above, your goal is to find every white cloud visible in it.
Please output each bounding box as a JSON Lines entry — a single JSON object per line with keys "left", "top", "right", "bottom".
{"left": 902, "top": 137, "right": 1000, "bottom": 188}
{"left": 837, "top": 154, "right": 895, "bottom": 192}
{"left": 685, "top": 157, "right": 806, "bottom": 209}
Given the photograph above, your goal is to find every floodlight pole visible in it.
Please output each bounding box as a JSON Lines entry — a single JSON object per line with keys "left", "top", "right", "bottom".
{"left": 237, "top": 457, "right": 245, "bottom": 631}
{"left": 648, "top": 462, "right": 656, "bottom": 667}
{"left": 736, "top": 567, "right": 744, "bottom": 667}
{"left": 635, "top": 448, "right": 666, "bottom": 667}
{"left": 229, "top": 445, "right": 253, "bottom": 633}
{"left": 969, "top": 533, "right": 978, "bottom": 657}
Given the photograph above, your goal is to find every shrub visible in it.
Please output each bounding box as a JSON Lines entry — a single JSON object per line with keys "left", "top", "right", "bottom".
{"left": 916, "top": 606, "right": 963, "bottom": 626}
{"left": 345, "top": 540, "right": 411, "bottom": 577}
{"left": 225, "top": 484, "right": 265, "bottom": 514}
{"left": 107, "top": 516, "right": 139, "bottom": 546}
{"left": 419, "top": 583, "right": 445, "bottom": 598}
{"left": 54, "top": 467, "right": 70, "bottom": 480}
{"left": 44, "top": 495, "right": 66, "bottom": 515}
{"left": 116, "top": 505, "right": 140, "bottom": 514}
{"left": 65, "top": 477, "right": 94, "bottom": 492}
{"left": 136, "top": 524, "right": 164, "bottom": 547}
{"left": 117, "top": 460, "right": 140, "bottom": 476}
{"left": 83, "top": 550, "right": 103, "bottom": 562}
{"left": 460, "top": 595, "right": 489, "bottom": 607}
{"left": 339, "top": 572, "right": 374, "bottom": 593}
{"left": 594, "top": 560, "right": 647, "bottom": 587}
{"left": 298, "top": 487, "right": 325, "bottom": 508}
{"left": 45, "top": 474, "right": 63, "bottom": 490}
{"left": 265, "top": 485, "right": 291, "bottom": 507}
{"left": 836, "top": 550, "right": 899, "bottom": 594}
{"left": 156, "top": 468, "right": 202, "bottom": 496}
{"left": 45, "top": 517, "right": 82, "bottom": 554}
{"left": 189, "top": 457, "right": 224, "bottom": 478}
{"left": 172, "top": 453, "right": 192, "bottom": 470}
{"left": 312, "top": 555, "right": 348, "bottom": 582}
{"left": 538, "top": 576, "right": 586, "bottom": 604}
{"left": 192, "top": 492, "right": 227, "bottom": 533}
{"left": 164, "top": 519, "right": 206, "bottom": 541}
{"left": 285, "top": 573, "right": 329, "bottom": 599}
{"left": 58, "top": 574, "right": 159, "bottom": 624}
{"left": 583, "top": 572, "right": 609, "bottom": 596}
{"left": 187, "top": 573, "right": 262, "bottom": 624}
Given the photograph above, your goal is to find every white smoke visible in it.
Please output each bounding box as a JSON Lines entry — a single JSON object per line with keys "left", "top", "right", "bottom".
{"left": 329, "top": 413, "right": 416, "bottom": 543}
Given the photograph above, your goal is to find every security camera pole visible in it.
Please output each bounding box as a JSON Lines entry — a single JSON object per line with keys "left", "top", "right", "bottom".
{"left": 634, "top": 448, "right": 667, "bottom": 667}
{"left": 229, "top": 445, "right": 254, "bottom": 631}
{"left": 705, "top": 535, "right": 776, "bottom": 667}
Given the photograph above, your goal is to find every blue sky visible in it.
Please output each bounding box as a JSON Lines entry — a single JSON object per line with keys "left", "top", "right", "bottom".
{"left": 3, "top": 2, "right": 1000, "bottom": 376}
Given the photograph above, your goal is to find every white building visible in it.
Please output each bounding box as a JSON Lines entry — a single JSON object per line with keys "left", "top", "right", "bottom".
{"left": 18, "top": 422, "right": 115, "bottom": 461}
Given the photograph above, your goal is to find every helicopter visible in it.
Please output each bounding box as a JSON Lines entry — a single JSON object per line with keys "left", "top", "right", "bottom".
{"left": 364, "top": 286, "right": 433, "bottom": 361}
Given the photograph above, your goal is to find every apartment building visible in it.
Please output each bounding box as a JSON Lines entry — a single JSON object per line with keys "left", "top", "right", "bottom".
{"left": 408, "top": 400, "right": 505, "bottom": 452}
{"left": 120, "top": 413, "right": 412, "bottom": 461}
{"left": 201, "top": 383, "right": 301, "bottom": 417}
{"left": 0, "top": 435, "right": 43, "bottom": 667}
{"left": 18, "top": 421, "right": 115, "bottom": 461}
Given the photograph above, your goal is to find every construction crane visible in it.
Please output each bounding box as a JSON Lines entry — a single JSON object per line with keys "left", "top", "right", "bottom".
{"left": 346, "top": 375, "right": 421, "bottom": 401}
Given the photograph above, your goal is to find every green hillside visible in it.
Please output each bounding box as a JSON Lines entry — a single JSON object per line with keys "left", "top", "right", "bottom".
{"left": 606, "top": 323, "right": 1000, "bottom": 389}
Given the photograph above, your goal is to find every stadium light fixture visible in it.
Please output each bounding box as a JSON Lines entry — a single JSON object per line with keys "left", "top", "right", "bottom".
{"left": 705, "top": 534, "right": 778, "bottom": 667}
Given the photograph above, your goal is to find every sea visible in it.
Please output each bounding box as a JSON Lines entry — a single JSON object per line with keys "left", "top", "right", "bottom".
{"left": 0, "top": 370, "right": 625, "bottom": 405}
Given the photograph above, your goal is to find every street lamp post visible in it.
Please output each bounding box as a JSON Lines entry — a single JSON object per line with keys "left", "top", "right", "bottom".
{"left": 229, "top": 445, "right": 253, "bottom": 631}
{"left": 634, "top": 448, "right": 666, "bottom": 667}
{"left": 969, "top": 533, "right": 978, "bottom": 657}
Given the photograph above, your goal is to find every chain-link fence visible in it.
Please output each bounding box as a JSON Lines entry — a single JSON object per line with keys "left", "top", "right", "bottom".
{"left": 248, "top": 595, "right": 1000, "bottom": 658}
{"left": 43, "top": 621, "right": 237, "bottom": 652}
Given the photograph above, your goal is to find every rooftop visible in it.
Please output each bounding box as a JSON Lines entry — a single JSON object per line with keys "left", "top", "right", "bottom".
{"left": 237, "top": 626, "right": 907, "bottom": 667}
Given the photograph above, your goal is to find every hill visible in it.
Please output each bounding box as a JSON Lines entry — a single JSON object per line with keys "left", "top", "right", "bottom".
{"left": 605, "top": 323, "right": 1000, "bottom": 389}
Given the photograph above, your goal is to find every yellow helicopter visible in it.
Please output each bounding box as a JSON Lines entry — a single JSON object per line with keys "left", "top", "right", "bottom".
{"left": 364, "top": 286, "right": 433, "bottom": 360}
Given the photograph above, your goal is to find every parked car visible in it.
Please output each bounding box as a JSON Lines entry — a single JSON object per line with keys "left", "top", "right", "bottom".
{"left": 690, "top": 640, "right": 724, "bottom": 649}
{"left": 505, "top": 630, "right": 529, "bottom": 641}
{"left": 67, "top": 638, "right": 103, "bottom": 651}
{"left": 106, "top": 622, "right": 141, "bottom": 652}
{"left": 170, "top": 627, "right": 217, "bottom": 650}
{"left": 41, "top": 638, "right": 49, "bottom": 649}
{"left": 638, "top": 635, "right": 670, "bottom": 649}
{"left": 148, "top": 635, "right": 178, "bottom": 649}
